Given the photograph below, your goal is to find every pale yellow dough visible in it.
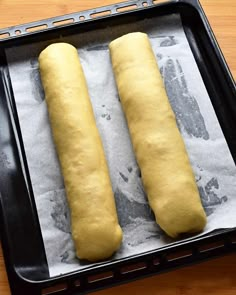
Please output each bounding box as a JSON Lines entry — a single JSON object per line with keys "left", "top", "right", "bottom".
{"left": 39, "top": 43, "right": 122, "bottom": 261}
{"left": 109, "top": 33, "right": 206, "bottom": 238}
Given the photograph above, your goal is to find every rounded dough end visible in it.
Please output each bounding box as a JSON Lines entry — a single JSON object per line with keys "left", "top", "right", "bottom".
{"left": 74, "top": 223, "right": 123, "bottom": 262}
{"left": 157, "top": 206, "right": 207, "bottom": 239}
{"left": 39, "top": 42, "right": 78, "bottom": 61}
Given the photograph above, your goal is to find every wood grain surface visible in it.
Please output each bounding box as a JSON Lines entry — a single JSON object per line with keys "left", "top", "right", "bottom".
{"left": 0, "top": 0, "right": 235, "bottom": 294}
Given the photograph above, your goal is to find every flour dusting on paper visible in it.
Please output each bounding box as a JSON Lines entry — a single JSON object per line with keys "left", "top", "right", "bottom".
{"left": 5, "top": 14, "right": 236, "bottom": 277}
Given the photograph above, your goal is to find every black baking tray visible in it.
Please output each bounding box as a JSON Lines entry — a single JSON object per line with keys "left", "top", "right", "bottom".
{"left": 0, "top": 0, "right": 236, "bottom": 294}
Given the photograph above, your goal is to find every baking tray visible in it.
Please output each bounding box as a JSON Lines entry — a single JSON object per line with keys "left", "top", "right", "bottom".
{"left": 0, "top": 0, "right": 236, "bottom": 294}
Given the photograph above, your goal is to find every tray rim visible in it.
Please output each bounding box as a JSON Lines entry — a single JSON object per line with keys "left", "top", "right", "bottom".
{"left": 0, "top": 0, "right": 178, "bottom": 40}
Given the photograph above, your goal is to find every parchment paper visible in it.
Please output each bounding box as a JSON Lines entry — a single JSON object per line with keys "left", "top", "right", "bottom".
{"left": 5, "top": 14, "right": 236, "bottom": 277}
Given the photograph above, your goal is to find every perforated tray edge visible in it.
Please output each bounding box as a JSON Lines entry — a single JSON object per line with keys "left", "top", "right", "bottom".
{"left": 0, "top": 0, "right": 176, "bottom": 40}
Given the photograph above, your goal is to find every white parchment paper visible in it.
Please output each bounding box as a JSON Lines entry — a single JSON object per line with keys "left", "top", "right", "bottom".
{"left": 5, "top": 14, "right": 236, "bottom": 277}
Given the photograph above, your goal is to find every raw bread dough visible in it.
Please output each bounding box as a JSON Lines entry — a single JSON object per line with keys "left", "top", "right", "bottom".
{"left": 109, "top": 33, "right": 206, "bottom": 238}
{"left": 39, "top": 43, "right": 122, "bottom": 261}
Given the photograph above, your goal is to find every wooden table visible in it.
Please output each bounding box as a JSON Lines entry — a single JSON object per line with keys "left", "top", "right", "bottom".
{"left": 0, "top": 0, "right": 235, "bottom": 294}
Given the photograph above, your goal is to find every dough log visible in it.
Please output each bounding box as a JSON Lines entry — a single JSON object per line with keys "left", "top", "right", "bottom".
{"left": 109, "top": 33, "right": 206, "bottom": 238}
{"left": 39, "top": 43, "right": 122, "bottom": 261}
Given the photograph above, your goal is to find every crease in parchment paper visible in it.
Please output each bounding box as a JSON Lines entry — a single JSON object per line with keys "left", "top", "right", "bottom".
{"left": 5, "top": 14, "right": 236, "bottom": 277}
